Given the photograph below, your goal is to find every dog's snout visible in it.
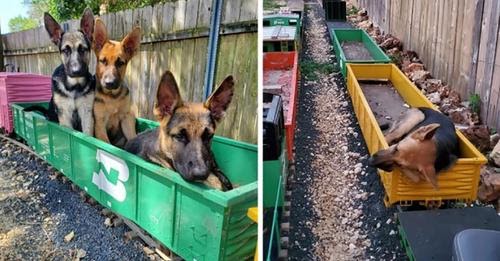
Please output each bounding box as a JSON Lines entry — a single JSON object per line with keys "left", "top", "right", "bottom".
{"left": 186, "top": 160, "right": 209, "bottom": 180}
{"left": 175, "top": 159, "right": 209, "bottom": 181}
{"left": 67, "top": 61, "right": 85, "bottom": 76}
{"left": 70, "top": 64, "right": 81, "bottom": 74}
{"left": 103, "top": 76, "right": 119, "bottom": 89}
{"left": 104, "top": 80, "right": 118, "bottom": 88}
{"left": 191, "top": 166, "right": 209, "bottom": 180}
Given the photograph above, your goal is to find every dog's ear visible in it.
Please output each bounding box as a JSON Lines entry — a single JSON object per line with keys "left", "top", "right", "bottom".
{"left": 80, "top": 8, "right": 94, "bottom": 43}
{"left": 122, "top": 26, "right": 141, "bottom": 59}
{"left": 419, "top": 165, "right": 439, "bottom": 190}
{"left": 154, "top": 71, "right": 183, "bottom": 120}
{"left": 411, "top": 123, "right": 440, "bottom": 141}
{"left": 205, "top": 76, "right": 235, "bottom": 122}
{"left": 93, "top": 18, "right": 108, "bottom": 53}
{"left": 44, "top": 12, "right": 62, "bottom": 47}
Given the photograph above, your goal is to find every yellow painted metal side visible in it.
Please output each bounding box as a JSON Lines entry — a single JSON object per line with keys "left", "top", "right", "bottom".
{"left": 247, "top": 207, "right": 258, "bottom": 261}
{"left": 346, "top": 63, "right": 487, "bottom": 207}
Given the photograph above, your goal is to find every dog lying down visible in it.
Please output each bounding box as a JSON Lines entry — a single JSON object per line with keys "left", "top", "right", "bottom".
{"left": 125, "top": 71, "right": 234, "bottom": 191}
{"left": 369, "top": 107, "right": 459, "bottom": 189}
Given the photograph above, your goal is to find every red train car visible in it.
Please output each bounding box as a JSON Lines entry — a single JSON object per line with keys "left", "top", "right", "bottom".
{"left": 0, "top": 73, "right": 51, "bottom": 134}
{"left": 263, "top": 51, "right": 299, "bottom": 161}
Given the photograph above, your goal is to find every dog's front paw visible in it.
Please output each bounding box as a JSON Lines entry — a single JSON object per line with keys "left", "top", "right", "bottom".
{"left": 203, "top": 175, "right": 224, "bottom": 191}
{"left": 203, "top": 173, "right": 233, "bottom": 191}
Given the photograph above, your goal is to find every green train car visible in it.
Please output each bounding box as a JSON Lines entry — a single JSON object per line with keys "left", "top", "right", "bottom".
{"left": 11, "top": 102, "right": 257, "bottom": 261}
{"left": 263, "top": 12, "right": 302, "bottom": 53}
{"left": 330, "top": 29, "right": 391, "bottom": 77}
{"left": 263, "top": 25, "right": 299, "bottom": 52}
{"left": 263, "top": 13, "right": 301, "bottom": 32}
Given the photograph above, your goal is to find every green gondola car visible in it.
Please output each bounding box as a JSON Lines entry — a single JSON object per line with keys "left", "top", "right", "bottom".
{"left": 330, "top": 29, "right": 391, "bottom": 77}
{"left": 263, "top": 12, "right": 302, "bottom": 52}
{"left": 11, "top": 102, "right": 257, "bottom": 261}
{"left": 263, "top": 25, "right": 299, "bottom": 52}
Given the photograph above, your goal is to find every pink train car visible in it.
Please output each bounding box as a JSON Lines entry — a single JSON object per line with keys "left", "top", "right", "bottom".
{"left": 0, "top": 73, "right": 52, "bottom": 134}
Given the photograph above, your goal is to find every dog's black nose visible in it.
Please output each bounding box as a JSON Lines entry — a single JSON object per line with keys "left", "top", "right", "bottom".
{"left": 190, "top": 165, "right": 209, "bottom": 180}
{"left": 104, "top": 80, "right": 119, "bottom": 89}
{"left": 67, "top": 67, "right": 86, "bottom": 77}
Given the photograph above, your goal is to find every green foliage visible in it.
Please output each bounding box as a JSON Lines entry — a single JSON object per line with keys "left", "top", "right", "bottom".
{"left": 28, "top": 0, "right": 172, "bottom": 22}
{"left": 8, "top": 15, "right": 39, "bottom": 32}
{"left": 264, "top": 0, "right": 283, "bottom": 10}
{"left": 301, "top": 60, "right": 338, "bottom": 81}
{"left": 469, "top": 93, "right": 481, "bottom": 115}
{"left": 389, "top": 53, "right": 402, "bottom": 67}
{"left": 347, "top": 5, "right": 359, "bottom": 16}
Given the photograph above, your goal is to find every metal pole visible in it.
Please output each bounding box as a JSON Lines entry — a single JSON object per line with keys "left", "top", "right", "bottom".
{"left": 203, "top": 0, "right": 224, "bottom": 99}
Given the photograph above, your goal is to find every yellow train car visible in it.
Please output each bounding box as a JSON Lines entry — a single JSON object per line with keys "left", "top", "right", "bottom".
{"left": 346, "top": 63, "right": 487, "bottom": 207}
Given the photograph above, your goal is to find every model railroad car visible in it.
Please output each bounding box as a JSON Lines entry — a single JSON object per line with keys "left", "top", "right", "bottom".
{"left": 263, "top": 93, "right": 288, "bottom": 208}
{"left": 0, "top": 73, "right": 51, "bottom": 134}
{"left": 330, "top": 29, "right": 391, "bottom": 77}
{"left": 263, "top": 173, "right": 285, "bottom": 261}
{"left": 263, "top": 51, "right": 299, "bottom": 162}
{"left": 323, "top": 0, "right": 347, "bottom": 21}
{"left": 345, "top": 64, "right": 487, "bottom": 207}
{"left": 263, "top": 25, "right": 299, "bottom": 52}
{"left": 11, "top": 102, "right": 257, "bottom": 261}
{"left": 262, "top": 93, "right": 287, "bottom": 261}
{"left": 263, "top": 10, "right": 302, "bottom": 53}
{"left": 263, "top": 13, "right": 301, "bottom": 36}
{"left": 262, "top": 6, "right": 303, "bottom": 261}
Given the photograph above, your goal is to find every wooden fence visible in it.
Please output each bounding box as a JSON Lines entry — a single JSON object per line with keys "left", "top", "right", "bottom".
{"left": 352, "top": 0, "right": 500, "bottom": 131}
{"left": 1, "top": 0, "right": 257, "bottom": 143}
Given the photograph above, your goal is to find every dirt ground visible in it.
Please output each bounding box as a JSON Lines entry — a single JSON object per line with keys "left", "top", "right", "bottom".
{"left": 0, "top": 137, "right": 146, "bottom": 260}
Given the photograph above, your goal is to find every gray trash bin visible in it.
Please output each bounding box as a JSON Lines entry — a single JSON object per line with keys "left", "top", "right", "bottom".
{"left": 453, "top": 229, "right": 500, "bottom": 261}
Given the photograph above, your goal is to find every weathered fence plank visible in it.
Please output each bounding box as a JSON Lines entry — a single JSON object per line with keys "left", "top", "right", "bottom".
{"left": 356, "top": 0, "right": 500, "bottom": 131}
{"left": 1, "top": 1, "right": 257, "bottom": 143}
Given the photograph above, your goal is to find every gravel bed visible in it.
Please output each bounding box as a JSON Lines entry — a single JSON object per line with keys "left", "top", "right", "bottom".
{"left": 288, "top": 1, "right": 406, "bottom": 260}
{"left": 0, "top": 137, "right": 147, "bottom": 260}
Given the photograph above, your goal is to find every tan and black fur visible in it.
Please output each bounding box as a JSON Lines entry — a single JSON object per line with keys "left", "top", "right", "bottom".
{"left": 369, "top": 107, "right": 459, "bottom": 189}
{"left": 43, "top": 9, "right": 95, "bottom": 135}
{"left": 92, "top": 18, "right": 141, "bottom": 147}
{"left": 125, "top": 71, "right": 234, "bottom": 191}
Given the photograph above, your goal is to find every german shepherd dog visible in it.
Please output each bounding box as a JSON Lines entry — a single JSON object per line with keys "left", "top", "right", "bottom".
{"left": 125, "top": 71, "right": 234, "bottom": 191}
{"left": 43, "top": 8, "right": 95, "bottom": 135}
{"left": 92, "top": 18, "right": 141, "bottom": 147}
{"left": 368, "top": 107, "right": 459, "bottom": 189}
